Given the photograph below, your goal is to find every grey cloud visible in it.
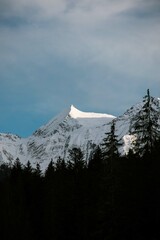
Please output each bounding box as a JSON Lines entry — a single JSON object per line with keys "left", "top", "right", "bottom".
{"left": 0, "top": 0, "right": 137, "bottom": 22}
{"left": 0, "top": 0, "right": 159, "bottom": 117}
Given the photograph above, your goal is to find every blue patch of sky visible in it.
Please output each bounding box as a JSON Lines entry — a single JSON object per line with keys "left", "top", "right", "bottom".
{"left": 0, "top": 16, "right": 29, "bottom": 28}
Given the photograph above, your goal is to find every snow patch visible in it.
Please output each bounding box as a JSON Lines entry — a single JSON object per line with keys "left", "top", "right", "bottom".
{"left": 69, "top": 105, "right": 115, "bottom": 119}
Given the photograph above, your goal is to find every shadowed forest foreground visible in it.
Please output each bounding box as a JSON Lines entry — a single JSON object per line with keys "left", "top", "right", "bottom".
{"left": 0, "top": 142, "right": 160, "bottom": 240}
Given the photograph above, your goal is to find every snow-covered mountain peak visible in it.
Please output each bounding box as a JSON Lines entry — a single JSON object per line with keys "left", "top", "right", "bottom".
{"left": 0, "top": 97, "right": 159, "bottom": 171}
{"left": 69, "top": 105, "right": 116, "bottom": 119}
{"left": 33, "top": 105, "right": 116, "bottom": 138}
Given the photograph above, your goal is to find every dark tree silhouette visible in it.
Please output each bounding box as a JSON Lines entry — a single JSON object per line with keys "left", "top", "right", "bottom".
{"left": 130, "top": 89, "right": 160, "bottom": 157}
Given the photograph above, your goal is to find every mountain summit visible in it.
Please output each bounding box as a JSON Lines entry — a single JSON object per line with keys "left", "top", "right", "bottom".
{"left": 0, "top": 106, "right": 115, "bottom": 170}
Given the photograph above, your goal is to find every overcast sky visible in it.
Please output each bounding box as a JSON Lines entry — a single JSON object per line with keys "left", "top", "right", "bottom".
{"left": 0, "top": 0, "right": 160, "bottom": 137}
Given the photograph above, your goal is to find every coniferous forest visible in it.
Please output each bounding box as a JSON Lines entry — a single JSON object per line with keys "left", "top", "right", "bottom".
{"left": 0, "top": 90, "right": 160, "bottom": 240}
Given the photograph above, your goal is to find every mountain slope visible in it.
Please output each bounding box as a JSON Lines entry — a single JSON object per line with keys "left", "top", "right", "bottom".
{"left": 0, "top": 99, "right": 159, "bottom": 171}
{"left": 0, "top": 105, "right": 115, "bottom": 170}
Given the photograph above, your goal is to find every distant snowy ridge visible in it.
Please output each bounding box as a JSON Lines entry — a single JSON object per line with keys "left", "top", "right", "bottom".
{"left": 0, "top": 99, "right": 159, "bottom": 171}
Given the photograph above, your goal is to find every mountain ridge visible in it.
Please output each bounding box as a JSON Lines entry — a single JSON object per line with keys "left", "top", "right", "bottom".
{"left": 0, "top": 97, "right": 159, "bottom": 170}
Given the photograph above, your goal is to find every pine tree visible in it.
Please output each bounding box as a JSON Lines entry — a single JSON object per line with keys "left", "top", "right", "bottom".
{"left": 130, "top": 89, "right": 160, "bottom": 157}
{"left": 88, "top": 146, "right": 103, "bottom": 172}
{"left": 13, "top": 157, "right": 22, "bottom": 170}
{"left": 101, "top": 120, "right": 120, "bottom": 167}
{"left": 101, "top": 119, "right": 121, "bottom": 237}
{"left": 45, "top": 159, "right": 55, "bottom": 178}
{"left": 68, "top": 147, "right": 86, "bottom": 171}
{"left": 55, "top": 157, "right": 66, "bottom": 172}
{"left": 11, "top": 157, "right": 23, "bottom": 180}
{"left": 24, "top": 161, "right": 33, "bottom": 175}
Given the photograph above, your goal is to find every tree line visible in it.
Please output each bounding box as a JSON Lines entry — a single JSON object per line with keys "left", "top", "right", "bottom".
{"left": 0, "top": 89, "right": 159, "bottom": 240}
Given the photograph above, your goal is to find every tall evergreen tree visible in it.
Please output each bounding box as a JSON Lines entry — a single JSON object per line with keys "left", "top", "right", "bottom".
{"left": 68, "top": 147, "right": 86, "bottom": 171}
{"left": 11, "top": 157, "right": 23, "bottom": 181}
{"left": 24, "top": 161, "right": 33, "bottom": 175}
{"left": 45, "top": 159, "right": 55, "bottom": 179}
{"left": 130, "top": 89, "right": 160, "bottom": 156}
{"left": 101, "top": 120, "right": 121, "bottom": 237}
{"left": 88, "top": 146, "right": 103, "bottom": 172}
{"left": 101, "top": 119, "right": 120, "bottom": 167}
{"left": 55, "top": 157, "right": 66, "bottom": 172}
